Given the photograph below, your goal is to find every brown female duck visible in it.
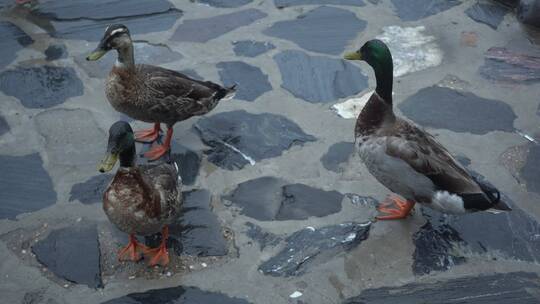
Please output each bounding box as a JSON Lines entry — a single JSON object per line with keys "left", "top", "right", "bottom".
{"left": 343, "top": 40, "right": 511, "bottom": 219}
{"left": 87, "top": 24, "right": 235, "bottom": 160}
{"left": 98, "top": 121, "right": 182, "bottom": 266}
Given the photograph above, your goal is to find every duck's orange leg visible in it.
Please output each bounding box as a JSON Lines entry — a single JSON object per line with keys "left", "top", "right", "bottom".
{"left": 376, "top": 194, "right": 415, "bottom": 220}
{"left": 144, "top": 127, "right": 173, "bottom": 160}
{"left": 135, "top": 123, "right": 161, "bottom": 143}
{"left": 144, "top": 226, "right": 170, "bottom": 267}
{"left": 118, "top": 234, "right": 148, "bottom": 262}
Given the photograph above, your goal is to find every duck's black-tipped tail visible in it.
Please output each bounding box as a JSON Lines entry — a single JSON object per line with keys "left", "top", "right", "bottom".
{"left": 477, "top": 179, "right": 512, "bottom": 211}
{"left": 220, "top": 84, "right": 236, "bottom": 101}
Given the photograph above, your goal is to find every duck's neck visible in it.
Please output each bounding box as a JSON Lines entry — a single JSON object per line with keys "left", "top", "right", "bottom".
{"left": 373, "top": 60, "right": 393, "bottom": 104}
{"left": 115, "top": 43, "right": 135, "bottom": 70}
{"left": 119, "top": 145, "right": 136, "bottom": 168}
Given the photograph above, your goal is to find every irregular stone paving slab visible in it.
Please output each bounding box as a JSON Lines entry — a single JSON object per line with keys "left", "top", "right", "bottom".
{"left": 0, "top": 66, "right": 84, "bottom": 109}
{"left": 196, "top": 0, "right": 253, "bottom": 8}
{"left": 145, "top": 190, "right": 228, "bottom": 257}
{"left": 398, "top": 86, "right": 516, "bottom": 134}
{"left": 344, "top": 272, "right": 540, "bottom": 304}
{"left": 274, "top": 0, "right": 365, "bottom": 8}
{"left": 76, "top": 42, "right": 183, "bottom": 78}
{"left": 0, "top": 22, "right": 33, "bottom": 69}
{"left": 479, "top": 47, "right": 540, "bottom": 83}
{"left": 0, "top": 153, "right": 56, "bottom": 220}
{"left": 274, "top": 50, "right": 368, "bottom": 103}
{"left": 223, "top": 176, "right": 343, "bottom": 221}
{"left": 44, "top": 44, "right": 68, "bottom": 61}
{"left": 465, "top": 2, "right": 510, "bottom": 30}
{"left": 194, "top": 110, "right": 316, "bottom": 170}
{"left": 179, "top": 69, "right": 203, "bottom": 81}
{"left": 35, "top": 0, "right": 175, "bottom": 19}
{"left": 32, "top": 222, "right": 102, "bottom": 288}
{"left": 264, "top": 6, "right": 366, "bottom": 55}
{"left": 245, "top": 222, "right": 282, "bottom": 250}
{"left": 69, "top": 174, "right": 113, "bottom": 205}
{"left": 521, "top": 144, "right": 540, "bottom": 194}
{"left": 391, "top": 0, "right": 461, "bottom": 21}
{"left": 232, "top": 40, "right": 275, "bottom": 57}
{"left": 102, "top": 286, "right": 252, "bottom": 304}
{"left": 259, "top": 222, "right": 371, "bottom": 277}
{"left": 0, "top": 114, "right": 9, "bottom": 136}
{"left": 217, "top": 61, "right": 272, "bottom": 101}
{"left": 320, "top": 141, "right": 355, "bottom": 173}
{"left": 171, "top": 9, "right": 267, "bottom": 43}
{"left": 170, "top": 144, "right": 201, "bottom": 186}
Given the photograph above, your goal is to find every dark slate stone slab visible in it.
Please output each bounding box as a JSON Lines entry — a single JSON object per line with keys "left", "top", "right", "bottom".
{"left": 0, "top": 66, "right": 84, "bottom": 109}
{"left": 171, "top": 9, "right": 267, "bottom": 43}
{"left": 0, "top": 153, "right": 56, "bottom": 220}
{"left": 216, "top": 61, "right": 272, "bottom": 101}
{"left": 44, "top": 44, "right": 68, "bottom": 61}
{"left": 274, "top": 50, "right": 368, "bottom": 103}
{"left": 76, "top": 42, "right": 183, "bottom": 78}
{"left": 196, "top": 0, "right": 253, "bottom": 7}
{"left": 232, "top": 40, "right": 275, "bottom": 57}
{"left": 146, "top": 190, "right": 228, "bottom": 257}
{"left": 465, "top": 2, "right": 509, "bottom": 29}
{"left": 344, "top": 272, "right": 540, "bottom": 304}
{"left": 518, "top": 0, "right": 540, "bottom": 28}
{"left": 102, "top": 286, "right": 252, "bottom": 304}
{"left": 0, "top": 115, "right": 9, "bottom": 136}
{"left": 245, "top": 222, "right": 281, "bottom": 250}
{"left": 194, "top": 110, "right": 316, "bottom": 170}
{"left": 479, "top": 47, "right": 540, "bottom": 83}
{"left": 35, "top": 0, "right": 174, "bottom": 19}
{"left": 264, "top": 6, "right": 366, "bottom": 55}
{"left": 69, "top": 174, "right": 113, "bottom": 205}
{"left": 32, "top": 223, "right": 102, "bottom": 288}
{"left": 0, "top": 22, "right": 33, "bottom": 69}
{"left": 274, "top": 0, "right": 365, "bottom": 8}
{"left": 223, "top": 176, "right": 343, "bottom": 221}
{"left": 321, "top": 141, "right": 354, "bottom": 173}
{"left": 259, "top": 222, "right": 371, "bottom": 277}
{"left": 521, "top": 144, "right": 540, "bottom": 194}
{"left": 170, "top": 145, "right": 201, "bottom": 186}
{"left": 391, "top": 0, "right": 461, "bottom": 21}
{"left": 398, "top": 86, "right": 516, "bottom": 134}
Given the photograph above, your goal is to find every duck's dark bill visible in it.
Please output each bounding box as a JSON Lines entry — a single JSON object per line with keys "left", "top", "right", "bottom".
{"left": 98, "top": 153, "right": 118, "bottom": 173}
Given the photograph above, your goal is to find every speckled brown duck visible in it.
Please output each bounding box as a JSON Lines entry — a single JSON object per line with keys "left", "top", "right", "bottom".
{"left": 87, "top": 24, "right": 235, "bottom": 160}
{"left": 98, "top": 121, "right": 182, "bottom": 266}
{"left": 343, "top": 39, "right": 511, "bottom": 220}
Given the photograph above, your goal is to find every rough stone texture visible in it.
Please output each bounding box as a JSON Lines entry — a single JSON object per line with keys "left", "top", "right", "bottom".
{"left": 232, "top": 40, "right": 275, "bottom": 57}
{"left": 217, "top": 61, "right": 272, "bottom": 101}
{"left": 259, "top": 222, "right": 371, "bottom": 277}
{"left": 196, "top": 0, "right": 253, "bottom": 8}
{"left": 398, "top": 86, "right": 516, "bottom": 134}
{"left": 264, "top": 6, "right": 366, "bottom": 55}
{"left": 274, "top": 0, "right": 365, "bottom": 8}
{"left": 170, "top": 144, "right": 201, "bottom": 186}
{"left": 274, "top": 50, "right": 368, "bottom": 103}
{"left": 223, "top": 177, "right": 344, "bottom": 221}
{"left": 171, "top": 9, "right": 267, "bottom": 43}
{"left": 245, "top": 222, "right": 281, "bottom": 250}
{"left": 479, "top": 47, "right": 540, "bottom": 83}
{"left": 194, "top": 110, "right": 316, "bottom": 170}
{"left": 0, "top": 115, "right": 9, "bottom": 136}
{"left": 320, "top": 142, "right": 354, "bottom": 173}
{"left": 0, "top": 22, "right": 33, "bottom": 70}
{"left": 0, "top": 153, "right": 57, "bottom": 220}
{"left": 0, "top": 66, "right": 84, "bottom": 109}
{"left": 32, "top": 222, "right": 102, "bottom": 288}
{"left": 69, "top": 174, "right": 113, "bottom": 205}
{"left": 521, "top": 144, "right": 540, "bottom": 194}
{"left": 391, "top": 0, "right": 461, "bottom": 21}
{"left": 518, "top": 0, "right": 540, "bottom": 28}
{"left": 345, "top": 272, "right": 540, "bottom": 304}
{"left": 465, "top": 2, "right": 509, "bottom": 30}
{"left": 44, "top": 44, "right": 68, "bottom": 61}
{"left": 102, "top": 286, "right": 252, "bottom": 304}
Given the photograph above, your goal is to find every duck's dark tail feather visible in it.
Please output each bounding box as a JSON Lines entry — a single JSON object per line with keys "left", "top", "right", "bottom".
{"left": 216, "top": 84, "right": 236, "bottom": 101}
{"left": 475, "top": 178, "right": 512, "bottom": 211}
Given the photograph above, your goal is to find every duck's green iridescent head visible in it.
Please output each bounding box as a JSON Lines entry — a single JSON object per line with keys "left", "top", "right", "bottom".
{"left": 343, "top": 39, "right": 392, "bottom": 67}
{"left": 98, "top": 121, "right": 135, "bottom": 172}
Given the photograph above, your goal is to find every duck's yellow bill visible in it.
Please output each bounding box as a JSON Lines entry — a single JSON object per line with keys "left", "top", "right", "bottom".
{"left": 86, "top": 49, "right": 107, "bottom": 61}
{"left": 343, "top": 52, "right": 362, "bottom": 60}
{"left": 98, "top": 153, "right": 118, "bottom": 173}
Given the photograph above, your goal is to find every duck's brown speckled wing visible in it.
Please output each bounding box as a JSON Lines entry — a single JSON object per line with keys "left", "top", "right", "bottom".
{"left": 140, "top": 163, "right": 182, "bottom": 222}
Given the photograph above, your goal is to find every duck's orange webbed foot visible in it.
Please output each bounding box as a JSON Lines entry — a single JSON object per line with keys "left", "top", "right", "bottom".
{"left": 376, "top": 194, "right": 415, "bottom": 220}
{"left": 118, "top": 234, "right": 148, "bottom": 262}
{"left": 134, "top": 123, "right": 161, "bottom": 143}
{"left": 144, "top": 127, "right": 173, "bottom": 160}
{"left": 144, "top": 226, "right": 170, "bottom": 267}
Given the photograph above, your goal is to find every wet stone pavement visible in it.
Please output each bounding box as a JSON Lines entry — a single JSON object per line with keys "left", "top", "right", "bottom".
{"left": 0, "top": 0, "right": 539, "bottom": 304}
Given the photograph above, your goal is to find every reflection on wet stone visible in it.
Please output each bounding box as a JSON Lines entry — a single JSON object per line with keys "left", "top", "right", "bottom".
{"left": 69, "top": 174, "right": 113, "bottom": 205}
{"left": 232, "top": 40, "right": 275, "bottom": 57}
{"left": 521, "top": 144, "right": 540, "bottom": 194}
{"left": 259, "top": 222, "right": 371, "bottom": 277}
{"left": 399, "top": 86, "right": 516, "bottom": 134}
{"left": 170, "top": 144, "right": 201, "bottom": 186}
{"left": 172, "top": 9, "right": 267, "bottom": 43}
{"left": 196, "top": 0, "right": 253, "bottom": 8}
{"left": 391, "top": 0, "right": 461, "bottom": 21}
{"left": 0, "top": 115, "right": 9, "bottom": 136}
{"left": 217, "top": 61, "right": 272, "bottom": 101}
{"left": 274, "top": 50, "right": 368, "bottom": 103}
{"left": 345, "top": 272, "right": 540, "bottom": 304}
{"left": 245, "top": 222, "right": 281, "bottom": 250}
{"left": 0, "top": 153, "right": 57, "bottom": 220}
{"left": 0, "top": 22, "right": 33, "bottom": 69}
{"left": 223, "top": 177, "right": 343, "bottom": 221}
{"left": 32, "top": 222, "right": 102, "bottom": 288}
{"left": 44, "top": 44, "right": 68, "bottom": 61}
{"left": 0, "top": 66, "right": 83, "bottom": 109}
{"left": 194, "top": 110, "right": 316, "bottom": 170}
{"left": 274, "top": 0, "right": 365, "bottom": 8}
{"left": 479, "top": 47, "right": 540, "bottom": 83}
{"left": 102, "top": 286, "right": 252, "bottom": 304}
{"left": 465, "top": 2, "right": 509, "bottom": 30}
{"left": 321, "top": 142, "right": 354, "bottom": 173}
{"left": 264, "top": 6, "right": 366, "bottom": 55}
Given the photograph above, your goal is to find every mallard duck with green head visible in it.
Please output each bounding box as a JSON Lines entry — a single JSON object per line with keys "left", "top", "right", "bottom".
{"left": 87, "top": 24, "right": 235, "bottom": 160}
{"left": 98, "top": 121, "right": 182, "bottom": 266}
{"left": 343, "top": 40, "right": 511, "bottom": 219}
